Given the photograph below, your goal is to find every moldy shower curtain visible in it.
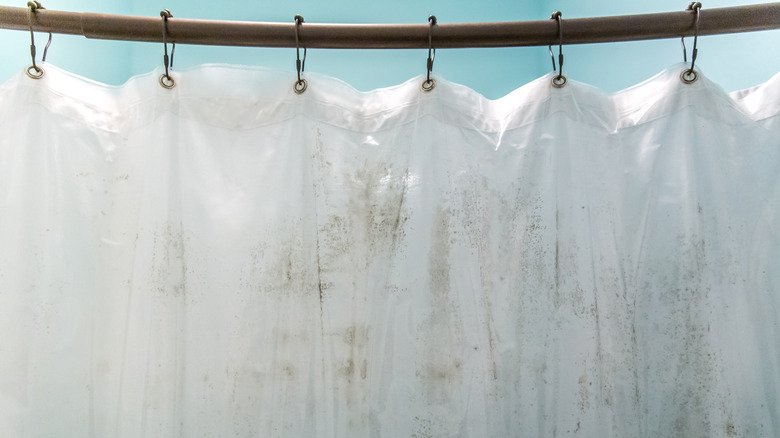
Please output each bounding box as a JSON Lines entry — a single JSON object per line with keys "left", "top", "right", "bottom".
{"left": 0, "top": 63, "right": 778, "bottom": 437}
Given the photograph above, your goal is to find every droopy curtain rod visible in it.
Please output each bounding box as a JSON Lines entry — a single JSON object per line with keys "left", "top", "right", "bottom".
{"left": 0, "top": 3, "right": 779, "bottom": 49}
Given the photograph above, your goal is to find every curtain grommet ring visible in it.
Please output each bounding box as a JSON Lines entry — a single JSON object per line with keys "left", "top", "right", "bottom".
{"left": 680, "top": 69, "right": 698, "bottom": 84}
{"left": 551, "top": 75, "right": 567, "bottom": 88}
{"left": 293, "top": 78, "right": 307, "bottom": 94}
{"left": 26, "top": 65, "right": 44, "bottom": 79}
{"left": 159, "top": 74, "right": 175, "bottom": 89}
{"left": 421, "top": 78, "right": 435, "bottom": 92}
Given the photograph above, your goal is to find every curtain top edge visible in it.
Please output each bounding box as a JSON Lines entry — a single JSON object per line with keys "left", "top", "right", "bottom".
{"left": 1, "top": 62, "right": 778, "bottom": 133}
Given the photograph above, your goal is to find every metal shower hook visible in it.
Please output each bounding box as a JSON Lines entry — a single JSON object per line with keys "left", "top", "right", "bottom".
{"left": 26, "top": 0, "right": 52, "bottom": 79}
{"left": 293, "top": 14, "right": 307, "bottom": 94}
{"left": 681, "top": 2, "right": 702, "bottom": 84}
{"left": 549, "top": 11, "right": 567, "bottom": 88}
{"left": 422, "top": 15, "right": 437, "bottom": 92}
{"left": 159, "top": 9, "right": 176, "bottom": 89}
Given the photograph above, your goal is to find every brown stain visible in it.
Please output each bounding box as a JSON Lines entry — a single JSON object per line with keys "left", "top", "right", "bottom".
{"left": 339, "top": 358, "right": 355, "bottom": 378}
{"left": 338, "top": 323, "right": 370, "bottom": 419}
{"left": 151, "top": 221, "right": 189, "bottom": 297}
{"left": 343, "top": 325, "right": 369, "bottom": 347}
{"left": 318, "top": 278, "right": 325, "bottom": 307}
{"left": 282, "top": 363, "right": 295, "bottom": 378}
{"left": 422, "top": 361, "right": 463, "bottom": 382}
{"left": 487, "top": 334, "right": 498, "bottom": 381}
{"left": 725, "top": 421, "right": 736, "bottom": 437}
{"left": 578, "top": 374, "right": 591, "bottom": 412}
{"left": 340, "top": 325, "right": 370, "bottom": 381}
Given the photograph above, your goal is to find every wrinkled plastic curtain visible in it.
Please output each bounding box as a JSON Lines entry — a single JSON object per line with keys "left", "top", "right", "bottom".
{"left": 0, "top": 63, "right": 779, "bottom": 437}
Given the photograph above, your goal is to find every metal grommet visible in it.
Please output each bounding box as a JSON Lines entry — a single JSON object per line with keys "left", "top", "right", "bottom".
{"left": 159, "top": 74, "right": 175, "bottom": 89}
{"left": 680, "top": 69, "right": 698, "bottom": 84}
{"left": 26, "top": 65, "right": 44, "bottom": 79}
{"left": 421, "top": 78, "right": 436, "bottom": 92}
{"left": 293, "top": 78, "right": 307, "bottom": 94}
{"left": 551, "top": 75, "right": 567, "bottom": 88}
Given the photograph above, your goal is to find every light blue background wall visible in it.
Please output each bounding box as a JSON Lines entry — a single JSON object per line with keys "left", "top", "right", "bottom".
{"left": 1, "top": 0, "right": 779, "bottom": 98}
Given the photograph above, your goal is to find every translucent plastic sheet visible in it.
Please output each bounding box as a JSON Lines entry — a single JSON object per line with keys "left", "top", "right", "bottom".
{"left": 0, "top": 63, "right": 778, "bottom": 437}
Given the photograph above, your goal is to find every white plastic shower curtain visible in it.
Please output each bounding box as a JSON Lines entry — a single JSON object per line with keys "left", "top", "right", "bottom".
{"left": 0, "top": 63, "right": 779, "bottom": 437}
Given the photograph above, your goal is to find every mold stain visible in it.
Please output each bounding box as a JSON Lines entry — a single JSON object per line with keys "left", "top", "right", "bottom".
{"left": 282, "top": 363, "right": 295, "bottom": 378}
{"left": 313, "top": 126, "right": 410, "bottom": 305}
{"left": 339, "top": 359, "right": 355, "bottom": 379}
{"left": 555, "top": 209, "right": 560, "bottom": 307}
{"left": 412, "top": 416, "right": 434, "bottom": 438}
{"left": 458, "top": 175, "right": 499, "bottom": 381}
{"left": 150, "top": 220, "right": 189, "bottom": 298}
{"left": 244, "top": 220, "right": 314, "bottom": 299}
{"left": 578, "top": 374, "right": 591, "bottom": 412}
{"left": 428, "top": 205, "right": 454, "bottom": 324}
{"left": 415, "top": 204, "right": 464, "bottom": 412}
{"left": 339, "top": 325, "right": 370, "bottom": 385}
{"left": 312, "top": 128, "right": 330, "bottom": 402}
{"left": 347, "top": 160, "right": 410, "bottom": 264}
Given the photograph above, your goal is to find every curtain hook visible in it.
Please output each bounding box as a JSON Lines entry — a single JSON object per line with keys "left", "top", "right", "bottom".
{"left": 549, "top": 11, "right": 567, "bottom": 88}
{"left": 681, "top": 2, "right": 702, "bottom": 84}
{"left": 159, "top": 9, "right": 175, "bottom": 89}
{"left": 293, "top": 14, "right": 307, "bottom": 94}
{"left": 26, "top": 1, "right": 51, "bottom": 79}
{"left": 422, "top": 15, "right": 437, "bottom": 92}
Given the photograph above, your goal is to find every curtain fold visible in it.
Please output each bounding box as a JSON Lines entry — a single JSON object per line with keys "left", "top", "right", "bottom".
{"left": 0, "top": 63, "right": 778, "bottom": 437}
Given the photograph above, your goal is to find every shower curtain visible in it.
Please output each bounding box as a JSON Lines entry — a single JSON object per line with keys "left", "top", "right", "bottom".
{"left": 0, "top": 62, "right": 778, "bottom": 438}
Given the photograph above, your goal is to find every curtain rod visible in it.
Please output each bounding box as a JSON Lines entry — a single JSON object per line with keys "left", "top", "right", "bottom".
{"left": 0, "top": 3, "right": 779, "bottom": 49}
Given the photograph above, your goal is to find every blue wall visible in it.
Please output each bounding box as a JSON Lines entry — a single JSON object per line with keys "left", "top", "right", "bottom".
{"left": 1, "top": 0, "right": 778, "bottom": 98}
